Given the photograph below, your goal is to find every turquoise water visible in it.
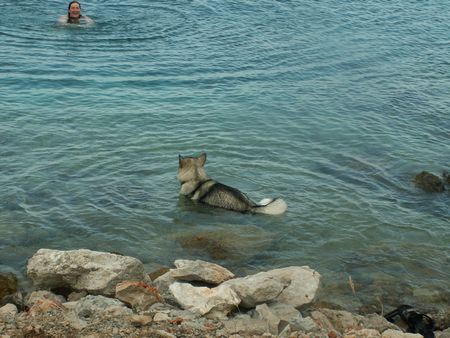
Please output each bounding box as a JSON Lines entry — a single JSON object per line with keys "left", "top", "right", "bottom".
{"left": 1, "top": 1, "right": 449, "bottom": 313}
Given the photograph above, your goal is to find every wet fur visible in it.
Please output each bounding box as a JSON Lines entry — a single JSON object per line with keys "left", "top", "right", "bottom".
{"left": 177, "top": 153, "right": 287, "bottom": 215}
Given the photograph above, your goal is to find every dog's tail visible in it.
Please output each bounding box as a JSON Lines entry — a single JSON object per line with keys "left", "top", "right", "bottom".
{"left": 251, "top": 198, "right": 287, "bottom": 215}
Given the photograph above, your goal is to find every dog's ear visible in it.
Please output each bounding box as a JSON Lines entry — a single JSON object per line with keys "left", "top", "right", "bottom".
{"left": 178, "top": 154, "right": 184, "bottom": 167}
{"left": 198, "top": 153, "right": 207, "bottom": 166}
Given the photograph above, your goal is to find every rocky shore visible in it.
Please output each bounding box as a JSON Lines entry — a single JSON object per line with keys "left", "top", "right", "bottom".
{"left": 0, "top": 249, "right": 448, "bottom": 338}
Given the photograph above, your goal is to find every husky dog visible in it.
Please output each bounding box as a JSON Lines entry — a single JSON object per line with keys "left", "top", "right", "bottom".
{"left": 177, "top": 153, "right": 287, "bottom": 215}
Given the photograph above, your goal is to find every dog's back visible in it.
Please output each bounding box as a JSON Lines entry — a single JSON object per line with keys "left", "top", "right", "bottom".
{"left": 178, "top": 153, "right": 287, "bottom": 215}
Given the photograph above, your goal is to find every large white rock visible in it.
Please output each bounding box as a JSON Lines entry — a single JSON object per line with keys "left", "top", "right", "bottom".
{"left": 169, "top": 282, "right": 240, "bottom": 319}
{"left": 27, "top": 249, "right": 146, "bottom": 296}
{"left": 223, "top": 266, "right": 320, "bottom": 308}
{"left": 172, "top": 259, "right": 235, "bottom": 284}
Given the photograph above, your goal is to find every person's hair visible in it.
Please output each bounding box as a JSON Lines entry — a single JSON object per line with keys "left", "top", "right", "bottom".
{"left": 67, "top": 1, "right": 82, "bottom": 21}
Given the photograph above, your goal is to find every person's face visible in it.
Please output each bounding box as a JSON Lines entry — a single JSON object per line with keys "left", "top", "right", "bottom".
{"left": 69, "top": 3, "right": 81, "bottom": 18}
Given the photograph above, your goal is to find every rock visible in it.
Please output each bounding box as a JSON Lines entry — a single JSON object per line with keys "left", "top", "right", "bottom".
{"left": 128, "top": 314, "right": 152, "bottom": 327}
{"left": 68, "top": 290, "right": 88, "bottom": 302}
{"left": 0, "top": 291, "right": 24, "bottom": 311}
{"left": 290, "top": 316, "right": 318, "bottom": 332}
{"left": 267, "top": 303, "right": 302, "bottom": 323}
{"left": 25, "top": 290, "right": 66, "bottom": 308}
{"left": 28, "top": 298, "right": 67, "bottom": 317}
{"left": 174, "top": 225, "right": 273, "bottom": 261}
{"left": 362, "top": 313, "right": 401, "bottom": 332}
{"left": 254, "top": 303, "right": 280, "bottom": 334}
{"left": 148, "top": 267, "right": 170, "bottom": 282}
{"left": 74, "top": 295, "right": 132, "bottom": 319}
{"left": 382, "top": 329, "right": 424, "bottom": 338}
{"left": 317, "top": 309, "right": 364, "bottom": 333}
{"left": 345, "top": 328, "right": 382, "bottom": 337}
{"left": 310, "top": 310, "right": 337, "bottom": 331}
{"left": 436, "top": 328, "right": 450, "bottom": 338}
{"left": 169, "top": 282, "right": 240, "bottom": 319}
{"left": 0, "top": 304, "right": 17, "bottom": 320}
{"left": 153, "top": 270, "right": 177, "bottom": 304}
{"left": 171, "top": 259, "right": 235, "bottom": 285}
{"left": 27, "top": 249, "right": 146, "bottom": 296}
{"left": 222, "top": 314, "right": 269, "bottom": 336}
{"left": 115, "top": 281, "right": 162, "bottom": 311}
{"left": 0, "top": 272, "right": 18, "bottom": 299}
{"left": 223, "top": 266, "right": 320, "bottom": 308}
{"left": 153, "top": 312, "right": 170, "bottom": 322}
{"left": 414, "top": 171, "right": 445, "bottom": 192}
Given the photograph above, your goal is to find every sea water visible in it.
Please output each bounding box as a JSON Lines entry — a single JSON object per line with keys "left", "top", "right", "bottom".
{"left": 0, "top": 0, "right": 448, "bottom": 313}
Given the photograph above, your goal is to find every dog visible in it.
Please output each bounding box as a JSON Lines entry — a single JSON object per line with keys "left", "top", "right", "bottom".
{"left": 177, "top": 153, "right": 287, "bottom": 215}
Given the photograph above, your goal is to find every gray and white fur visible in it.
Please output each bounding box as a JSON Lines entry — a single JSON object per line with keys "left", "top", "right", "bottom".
{"left": 177, "top": 153, "right": 287, "bottom": 215}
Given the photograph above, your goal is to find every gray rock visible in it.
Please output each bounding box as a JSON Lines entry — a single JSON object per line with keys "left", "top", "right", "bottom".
{"left": 169, "top": 282, "right": 240, "bottom": 319}
{"left": 362, "top": 313, "right": 401, "bottom": 332}
{"left": 223, "top": 314, "right": 269, "bottom": 336}
{"left": 0, "top": 303, "right": 17, "bottom": 320}
{"left": 382, "top": 329, "right": 424, "bottom": 338}
{"left": 27, "top": 249, "right": 146, "bottom": 296}
{"left": 115, "top": 281, "right": 162, "bottom": 311}
{"left": 24, "top": 290, "right": 66, "bottom": 308}
{"left": 74, "top": 295, "right": 132, "bottom": 319}
{"left": 223, "top": 266, "right": 320, "bottom": 308}
{"left": 172, "top": 259, "right": 235, "bottom": 285}
{"left": 254, "top": 303, "right": 280, "bottom": 334}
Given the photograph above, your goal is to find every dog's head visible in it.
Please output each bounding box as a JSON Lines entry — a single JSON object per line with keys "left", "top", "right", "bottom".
{"left": 177, "top": 153, "right": 208, "bottom": 183}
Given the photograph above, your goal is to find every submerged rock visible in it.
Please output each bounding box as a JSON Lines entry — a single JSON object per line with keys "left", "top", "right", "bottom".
{"left": 0, "top": 272, "right": 18, "bottom": 299}
{"left": 27, "top": 249, "right": 146, "bottom": 296}
{"left": 414, "top": 171, "right": 445, "bottom": 192}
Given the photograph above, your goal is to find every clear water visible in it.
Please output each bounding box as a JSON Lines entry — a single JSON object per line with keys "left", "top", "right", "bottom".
{"left": 1, "top": 1, "right": 449, "bottom": 313}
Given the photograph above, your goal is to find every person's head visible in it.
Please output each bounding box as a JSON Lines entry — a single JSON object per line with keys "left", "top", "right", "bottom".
{"left": 67, "top": 1, "right": 82, "bottom": 21}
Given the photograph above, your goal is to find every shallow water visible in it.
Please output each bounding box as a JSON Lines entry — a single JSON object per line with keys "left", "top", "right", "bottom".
{"left": 0, "top": 0, "right": 449, "bottom": 313}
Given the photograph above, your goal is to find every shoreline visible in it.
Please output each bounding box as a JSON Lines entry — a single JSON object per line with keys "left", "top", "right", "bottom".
{"left": 1, "top": 248, "right": 448, "bottom": 337}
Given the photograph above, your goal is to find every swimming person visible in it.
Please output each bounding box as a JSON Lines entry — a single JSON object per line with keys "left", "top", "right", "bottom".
{"left": 58, "top": 1, "right": 94, "bottom": 25}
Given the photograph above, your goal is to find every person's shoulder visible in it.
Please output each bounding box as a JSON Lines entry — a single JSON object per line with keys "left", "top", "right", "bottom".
{"left": 83, "top": 15, "right": 95, "bottom": 24}
{"left": 57, "top": 15, "right": 68, "bottom": 24}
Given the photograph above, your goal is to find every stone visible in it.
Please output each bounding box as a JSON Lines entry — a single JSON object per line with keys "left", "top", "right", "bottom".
{"left": 128, "top": 314, "right": 152, "bottom": 327}
{"left": 153, "top": 312, "right": 170, "bottom": 322}
{"left": 153, "top": 270, "right": 178, "bottom": 304}
{"left": 223, "top": 314, "right": 269, "bottom": 336}
{"left": 254, "top": 303, "right": 280, "bottom": 334}
{"left": 27, "top": 249, "right": 146, "bottom": 296}
{"left": 24, "top": 290, "right": 66, "bottom": 308}
{"left": 68, "top": 290, "right": 88, "bottom": 302}
{"left": 169, "top": 282, "right": 240, "bottom": 319}
{"left": 318, "top": 309, "right": 367, "bottom": 333}
{"left": 223, "top": 266, "right": 320, "bottom": 308}
{"left": 148, "top": 267, "right": 170, "bottom": 282}
{"left": 0, "top": 304, "right": 17, "bottom": 320}
{"left": 414, "top": 171, "right": 445, "bottom": 192}
{"left": 290, "top": 316, "right": 318, "bottom": 332}
{"left": 74, "top": 295, "right": 132, "bottom": 319}
{"left": 171, "top": 259, "right": 235, "bottom": 285}
{"left": 362, "top": 313, "right": 401, "bottom": 332}
{"left": 0, "top": 273, "right": 17, "bottom": 299}
{"left": 267, "top": 303, "right": 302, "bottom": 323}
{"left": 382, "top": 329, "right": 423, "bottom": 338}
{"left": 28, "top": 298, "right": 67, "bottom": 317}
{"left": 115, "top": 281, "right": 162, "bottom": 311}
{"left": 345, "top": 329, "right": 381, "bottom": 338}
